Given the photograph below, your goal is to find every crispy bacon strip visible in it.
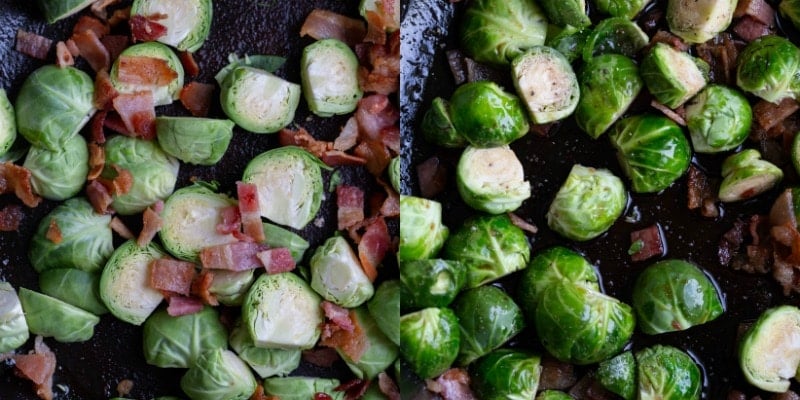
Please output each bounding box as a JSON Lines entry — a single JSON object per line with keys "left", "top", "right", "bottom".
{"left": 180, "top": 82, "right": 215, "bottom": 117}
{"left": 416, "top": 156, "right": 447, "bottom": 199}
{"left": 300, "top": 9, "right": 366, "bottom": 47}
{"left": 354, "top": 140, "right": 392, "bottom": 177}
{"left": 364, "top": 11, "right": 388, "bottom": 45}
{"left": 358, "top": 217, "right": 389, "bottom": 282}
{"left": 334, "top": 116, "right": 359, "bottom": 151}
{"left": 378, "top": 373, "right": 400, "bottom": 400}
{"left": 237, "top": 182, "right": 265, "bottom": 242}
{"left": 733, "top": 16, "right": 773, "bottom": 42}
{"left": 45, "top": 219, "right": 62, "bottom": 244}
{"left": 216, "top": 205, "right": 241, "bottom": 235}
{"left": 0, "top": 163, "right": 42, "bottom": 208}
{"left": 279, "top": 127, "right": 332, "bottom": 158}
{"left": 321, "top": 150, "right": 367, "bottom": 167}
{"left": 257, "top": 248, "right": 296, "bottom": 274}
{"left": 734, "top": 0, "right": 775, "bottom": 26}
{"left": 191, "top": 270, "right": 219, "bottom": 306}
{"left": 73, "top": 15, "right": 110, "bottom": 38}
{"left": 87, "top": 179, "right": 114, "bottom": 214}
{"left": 55, "top": 41, "right": 75, "bottom": 68}
{"left": 320, "top": 308, "right": 366, "bottom": 362}
{"left": 200, "top": 242, "right": 268, "bottom": 271}
{"left": 508, "top": 212, "right": 538, "bottom": 235}
{"left": 138, "top": 205, "right": 163, "bottom": 246}
{"left": 166, "top": 295, "right": 204, "bottom": 316}
{"left": 630, "top": 224, "right": 666, "bottom": 262}
{"left": 322, "top": 301, "right": 354, "bottom": 332}
{"left": 0, "top": 205, "right": 24, "bottom": 232}
{"left": 337, "top": 185, "right": 365, "bottom": 230}
{"left": 356, "top": 95, "right": 399, "bottom": 142}
{"left": 180, "top": 51, "right": 201, "bottom": 78}
{"left": 650, "top": 100, "right": 686, "bottom": 126}
{"left": 110, "top": 216, "right": 134, "bottom": 239}
{"left": 88, "top": 142, "right": 105, "bottom": 180}
{"left": 429, "top": 369, "right": 477, "bottom": 400}
{"left": 112, "top": 91, "right": 157, "bottom": 139}
{"left": 109, "top": 6, "right": 132, "bottom": 27}
{"left": 117, "top": 55, "right": 179, "bottom": 86}
{"left": 14, "top": 336, "right": 56, "bottom": 400}
{"left": 130, "top": 14, "right": 168, "bottom": 42}
{"left": 15, "top": 30, "right": 52, "bottom": 60}
{"left": 94, "top": 69, "right": 118, "bottom": 110}
{"left": 71, "top": 29, "right": 111, "bottom": 72}
{"left": 149, "top": 258, "right": 197, "bottom": 296}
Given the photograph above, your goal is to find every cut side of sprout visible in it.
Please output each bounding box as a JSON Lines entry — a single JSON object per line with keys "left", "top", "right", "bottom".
{"left": 99, "top": 240, "right": 166, "bottom": 326}
{"left": 131, "top": 0, "right": 213, "bottom": 52}
{"left": 220, "top": 66, "right": 301, "bottom": 134}
{"left": 110, "top": 42, "right": 185, "bottom": 106}
{"left": 740, "top": 305, "right": 800, "bottom": 393}
{"left": 301, "top": 39, "right": 363, "bottom": 117}
{"left": 512, "top": 46, "right": 579, "bottom": 124}
{"left": 456, "top": 145, "right": 531, "bottom": 214}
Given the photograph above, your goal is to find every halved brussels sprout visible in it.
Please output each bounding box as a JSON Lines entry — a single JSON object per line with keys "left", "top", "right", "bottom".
{"left": 609, "top": 115, "right": 691, "bottom": 193}
{"left": 310, "top": 235, "right": 374, "bottom": 308}
{"left": 214, "top": 54, "right": 287, "bottom": 85}
{"left": 398, "top": 195, "right": 448, "bottom": 261}
{"left": 400, "top": 259, "right": 466, "bottom": 311}
{"left": 99, "top": 240, "right": 167, "bottom": 325}
{"left": 452, "top": 286, "right": 525, "bottom": 366}
{"left": 220, "top": 66, "right": 301, "bottom": 134}
{"left": 130, "top": 0, "right": 213, "bottom": 52}
{"left": 18, "top": 288, "right": 100, "bottom": 343}
{"left": 582, "top": 17, "right": 649, "bottom": 62}
{"left": 575, "top": 54, "right": 643, "bottom": 139}
{"left": 360, "top": 0, "right": 400, "bottom": 32}
{"left": 29, "top": 197, "right": 113, "bottom": 274}
{"left": 156, "top": 117, "right": 234, "bottom": 165}
{"left": 456, "top": 145, "right": 531, "bottom": 214}
{"left": 459, "top": 0, "right": 548, "bottom": 66}
{"left": 399, "top": 307, "right": 461, "bottom": 379}
{"left": 301, "top": 39, "right": 363, "bottom": 117}
{"left": 143, "top": 306, "right": 228, "bottom": 368}
{"left": 0, "top": 90, "right": 16, "bottom": 158}
{"left": 737, "top": 35, "right": 800, "bottom": 103}
{"left": 546, "top": 165, "right": 627, "bottom": 241}
{"left": 636, "top": 345, "right": 701, "bottom": 399}
{"left": 685, "top": 84, "right": 752, "bottom": 153}
{"left": 24, "top": 133, "right": 88, "bottom": 201}
{"left": 337, "top": 306, "right": 399, "bottom": 380}
{"left": 512, "top": 46, "right": 580, "bottom": 124}
{"left": 597, "top": 351, "right": 636, "bottom": 400}
{"left": 15, "top": 65, "right": 94, "bottom": 151}
{"left": 536, "top": 281, "right": 635, "bottom": 365}
{"left": 0, "top": 282, "right": 28, "bottom": 353}
{"left": 242, "top": 146, "right": 327, "bottom": 229}
{"left": 666, "top": 0, "right": 737, "bottom": 43}
{"left": 719, "top": 149, "right": 783, "bottom": 202}
{"left": 180, "top": 349, "right": 257, "bottom": 400}
{"left": 641, "top": 43, "right": 708, "bottom": 108}
{"left": 632, "top": 259, "right": 724, "bottom": 335}
{"left": 739, "top": 305, "right": 800, "bottom": 392}
{"left": 449, "top": 81, "right": 530, "bottom": 147}
{"left": 421, "top": 97, "right": 466, "bottom": 149}
{"left": 262, "top": 377, "right": 344, "bottom": 400}
{"left": 229, "top": 319, "right": 301, "bottom": 378}
{"left": 469, "top": 349, "right": 542, "bottom": 400}
{"left": 539, "top": 0, "right": 589, "bottom": 27}
{"left": 443, "top": 214, "right": 530, "bottom": 288}
{"left": 262, "top": 222, "right": 310, "bottom": 263}
{"left": 368, "top": 280, "right": 400, "bottom": 346}
{"left": 39, "top": 268, "right": 107, "bottom": 315}
{"left": 545, "top": 25, "right": 591, "bottom": 63}
{"left": 110, "top": 42, "right": 185, "bottom": 106}
{"left": 593, "top": 0, "right": 652, "bottom": 19}
{"left": 36, "top": 0, "right": 94, "bottom": 23}
{"left": 207, "top": 270, "right": 255, "bottom": 306}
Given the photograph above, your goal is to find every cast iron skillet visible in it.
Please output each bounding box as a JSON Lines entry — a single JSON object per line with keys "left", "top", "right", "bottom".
{"left": 0, "top": 1, "right": 375, "bottom": 398}
{"left": 402, "top": 0, "right": 800, "bottom": 398}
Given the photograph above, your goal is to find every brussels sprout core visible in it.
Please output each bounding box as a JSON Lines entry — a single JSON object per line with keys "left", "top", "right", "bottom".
{"left": 667, "top": 0, "right": 737, "bottom": 43}
{"left": 739, "top": 305, "right": 800, "bottom": 392}
{"left": 719, "top": 149, "right": 783, "bottom": 202}
{"left": 512, "top": 46, "right": 580, "bottom": 124}
{"left": 131, "top": 0, "right": 212, "bottom": 52}
{"left": 456, "top": 145, "right": 531, "bottom": 214}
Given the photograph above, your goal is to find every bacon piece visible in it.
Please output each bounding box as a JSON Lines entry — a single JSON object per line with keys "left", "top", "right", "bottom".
{"left": 334, "top": 379, "right": 369, "bottom": 400}
{"left": 113, "top": 91, "right": 156, "bottom": 139}
{"left": 65, "top": 39, "right": 80, "bottom": 57}
{"left": 138, "top": 206, "right": 163, "bottom": 246}
{"left": 200, "top": 242, "right": 268, "bottom": 271}
{"left": 109, "top": 6, "right": 132, "bottom": 27}
{"left": 428, "top": 369, "right": 477, "bottom": 400}
{"left": 382, "top": 125, "right": 400, "bottom": 154}
{"left": 45, "top": 219, "right": 62, "bottom": 244}
{"left": 416, "top": 156, "right": 447, "bottom": 199}
{"left": 364, "top": 11, "right": 388, "bottom": 45}
{"left": 508, "top": 213, "right": 538, "bottom": 235}
{"left": 180, "top": 82, "right": 215, "bottom": 118}
{"left": 322, "top": 301, "right": 355, "bottom": 332}
{"left": 180, "top": 51, "right": 201, "bottom": 78}
{"left": 696, "top": 33, "right": 741, "bottom": 85}
{"left": 320, "top": 150, "right": 367, "bottom": 167}
{"left": 647, "top": 30, "right": 689, "bottom": 52}
{"left": 110, "top": 216, "right": 134, "bottom": 239}
{"left": 302, "top": 347, "right": 341, "bottom": 368}
{"left": 733, "top": 16, "right": 773, "bottom": 42}
{"left": 630, "top": 224, "right": 666, "bottom": 262}
{"left": 0, "top": 163, "right": 42, "bottom": 208}
{"left": 773, "top": 247, "right": 800, "bottom": 296}
{"left": 279, "top": 127, "right": 332, "bottom": 159}
{"left": 55, "top": 41, "right": 75, "bottom": 67}
{"left": 380, "top": 184, "right": 399, "bottom": 218}
{"left": 73, "top": 15, "right": 110, "bottom": 39}
{"left": 250, "top": 384, "right": 281, "bottom": 400}
{"left": 237, "top": 182, "right": 265, "bottom": 242}
{"left": 191, "top": 270, "right": 219, "bottom": 306}
{"left": 735, "top": 0, "right": 775, "bottom": 26}
{"left": 358, "top": 217, "right": 389, "bottom": 282}
{"left": 100, "top": 35, "right": 129, "bottom": 62}
{"left": 116, "top": 379, "right": 134, "bottom": 397}
{"left": 539, "top": 358, "right": 578, "bottom": 390}
{"left": 105, "top": 165, "right": 134, "bottom": 195}
{"left": 94, "top": 69, "right": 118, "bottom": 111}
{"left": 753, "top": 98, "right": 799, "bottom": 134}
{"left": 216, "top": 205, "right": 242, "bottom": 235}
{"left": 117, "top": 55, "right": 179, "bottom": 86}
{"left": 687, "top": 165, "right": 719, "bottom": 218}
{"left": 300, "top": 9, "right": 366, "bottom": 47}
{"left": 257, "top": 248, "right": 296, "bottom": 274}
{"left": 569, "top": 374, "right": 618, "bottom": 400}
{"left": 71, "top": 29, "right": 111, "bottom": 72}
{"left": 14, "top": 336, "right": 56, "bottom": 400}
{"left": 320, "top": 309, "right": 366, "bottom": 362}
{"left": 130, "top": 14, "right": 168, "bottom": 42}
{"left": 337, "top": 185, "right": 365, "bottom": 230}
{"left": 166, "top": 295, "right": 204, "bottom": 316}
{"left": 15, "top": 30, "right": 52, "bottom": 60}
{"left": 0, "top": 205, "right": 24, "bottom": 232}
{"left": 87, "top": 179, "right": 114, "bottom": 214}
{"left": 149, "top": 258, "right": 197, "bottom": 296}
{"left": 357, "top": 32, "right": 400, "bottom": 95}
{"left": 650, "top": 100, "right": 686, "bottom": 125}
{"left": 334, "top": 117, "right": 359, "bottom": 151}
{"left": 357, "top": 94, "right": 400, "bottom": 142}
{"left": 378, "top": 372, "right": 400, "bottom": 400}
{"left": 88, "top": 142, "right": 105, "bottom": 180}
{"left": 104, "top": 112, "right": 133, "bottom": 136}
{"left": 354, "top": 140, "right": 392, "bottom": 177}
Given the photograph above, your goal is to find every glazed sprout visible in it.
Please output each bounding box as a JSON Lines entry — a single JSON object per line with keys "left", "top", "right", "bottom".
{"left": 685, "top": 84, "right": 752, "bottom": 153}
{"left": 442, "top": 214, "right": 530, "bottom": 288}
{"left": 180, "top": 348, "right": 257, "bottom": 400}
{"left": 449, "top": 81, "right": 530, "bottom": 147}
{"left": 368, "top": 280, "right": 401, "bottom": 346}
{"left": 739, "top": 305, "right": 800, "bottom": 392}
{"left": 636, "top": 345, "right": 701, "bottom": 400}
{"left": 719, "top": 149, "right": 783, "bottom": 202}
{"left": 262, "top": 377, "right": 344, "bottom": 400}
{"left": 640, "top": 43, "right": 708, "bottom": 108}
{"left": 110, "top": 42, "right": 185, "bottom": 106}
{"left": 469, "top": 349, "right": 542, "bottom": 400}
{"left": 24, "top": 133, "right": 88, "bottom": 201}
{"left": 242, "top": 146, "right": 327, "bottom": 230}
{"left": 18, "top": 288, "right": 100, "bottom": 343}
{"left": 29, "top": 197, "right": 113, "bottom": 274}
{"left": 15, "top": 65, "right": 94, "bottom": 151}
{"left": 512, "top": 46, "right": 580, "bottom": 125}
{"left": 400, "top": 259, "right": 467, "bottom": 311}
{"left": 398, "top": 195, "right": 449, "bottom": 262}
{"left": 456, "top": 145, "right": 531, "bottom": 214}
{"left": 399, "top": 307, "right": 461, "bottom": 379}
{"left": 609, "top": 115, "right": 691, "bottom": 193}
{"left": 301, "top": 38, "right": 363, "bottom": 117}
{"left": 546, "top": 164, "right": 627, "bottom": 241}
{"left": 459, "top": 0, "right": 547, "bottom": 66}
{"left": 544, "top": 25, "right": 591, "bottom": 63}
{"left": 539, "top": 0, "right": 590, "bottom": 27}
{"left": 99, "top": 240, "right": 167, "bottom": 325}
{"left": 0, "top": 89, "right": 16, "bottom": 158}
{"left": 575, "top": 54, "right": 643, "bottom": 139}
{"left": 337, "top": 306, "right": 399, "bottom": 380}
{"left": 207, "top": 270, "right": 255, "bottom": 306}
{"left": 155, "top": 117, "right": 234, "bottom": 165}
{"left": 39, "top": 268, "right": 108, "bottom": 315}
{"left": 130, "top": 0, "right": 213, "bottom": 52}
{"left": 737, "top": 35, "right": 800, "bottom": 103}
{"left": 142, "top": 306, "right": 228, "bottom": 368}
{"left": 229, "top": 319, "right": 301, "bottom": 378}
{"left": 593, "top": 0, "right": 652, "bottom": 19}
{"left": 310, "top": 235, "right": 374, "bottom": 308}
{"left": 452, "top": 285, "right": 525, "bottom": 366}
{"left": 582, "top": 17, "right": 649, "bottom": 61}
{"left": 36, "top": 0, "right": 94, "bottom": 23}
{"left": 360, "top": 0, "right": 400, "bottom": 32}
{"left": 596, "top": 351, "right": 636, "bottom": 400}
{"left": 220, "top": 66, "right": 301, "bottom": 134}
{"left": 666, "top": 0, "right": 737, "bottom": 43}
{"left": 0, "top": 282, "right": 28, "bottom": 353}
{"left": 421, "top": 97, "right": 466, "bottom": 149}
{"left": 262, "top": 222, "right": 310, "bottom": 263}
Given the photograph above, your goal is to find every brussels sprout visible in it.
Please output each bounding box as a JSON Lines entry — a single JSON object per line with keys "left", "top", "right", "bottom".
{"left": 546, "top": 165, "right": 627, "bottom": 241}
{"left": 399, "top": 195, "right": 449, "bottom": 261}
{"left": 0, "top": 282, "right": 28, "bottom": 353}
{"left": 452, "top": 286, "right": 525, "bottom": 366}
{"left": 575, "top": 54, "right": 643, "bottom": 139}
{"left": 110, "top": 42, "right": 185, "bottom": 106}
{"left": 0, "top": 90, "right": 16, "bottom": 158}
{"left": 143, "top": 306, "right": 228, "bottom": 368}
{"left": 208, "top": 270, "right": 255, "bottom": 306}
{"left": 636, "top": 345, "right": 701, "bottom": 400}
{"left": 180, "top": 349, "right": 257, "bottom": 400}
{"left": 104, "top": 135, "right": 180, "bottom": 215}
{"left": 421, "top": 97, "right": 466, "bottom": 149}
{"left": 36, "top": 0, "right": 94, "bottom": 23}
{"left": 262, "top": 222, "right": 310, "bottom": 263}
{"left": 739, "top": 305, "right": 800, "bottom": 392}
{"left": 400, "top": 307, "right": 461, "bottom": 379}
{"left": 29, "top": 197, "right": 113, "bottom": 273}
{"left": 310, "top": 235, "right": 374, "bottom": 308}
{"left": 512, "top": 46, "right": 580, "bottom": 125}
{"left": 781, "top": 0, "right": 800, "bottom": 32}
{"left": 449, "top": 81, "right": 530, "bottom": 147}
{"left": 214, "top": 54, "right": 287, "bottom": 85}
{"left": 641, "top": 43, "right": 708, "bottom": 109}
{"left": 18, "top": 288, "right": 100, "bottom": 343}
{"left": 39, "top": 268, "right": 107, "bottom": 315}
{"left": 537, "top": 391, "right": 573, "bottom": 400}
{"left": 545, "top": 25, "right": 591, "bottom": 63}
{"left": 719, "top": 149, "right": 783, "bottom": 202}
{"left": 535, "top": 281, "right": 634, "bottom": 365}
{"left": 229, "top": 319, "right": 301, "bottom": 378}
{"left": 24, "top": 133, "right": 88, "bottom": 201}
{"left": 337, "top": 306, "right": 399, "bottom": 379}
{"left": 608, "top": 115, "right": 691, "bottom": 193}
{"left": 15, "top": 65, "right": 94, "bottom": 151}
{"left": 737, "top": 35, "right": 800, "bottom": 103}
{"left": 538, "top": 0, "right": 589, "bottom": 27}
{"left": 597, "top": 351, "right": 636, "bottom": 400}
{"left": 459, "top": 0, "right": 548, "bottom": 66}
{"left": 262, "top": 377, "right": 344, "bottom": 400}
{"left": 242, "top": 272, "right": 322, "bottom": 349}
{"left": 666, "top": 0, "right": 737, "bottom": 43}
{"left": 593, "top": 0, "right": 652, "bottom": 19}
{"left": 301, "top": 39, "right": 363, "bottom": 117}
{"left": 582, "top": 17, "right": 649, "bottom": 62}
{"left": 443, "top": 214, "right": 530, "bottom": 288}
{"left": 155, "top": 117, "right": 234, "bottom": 165}
{"left": 685, "top": 85, "right": 752, "bottom": 153}
{"left": 159, "top": 182, "right": 238, "bottom": 262}
{"left": 470, "top": 349, "right": 542, "bottom": 400}
{"left": 130, "top": 0, "right": 212, "bottom": 52}
{"left": 99, "top": 240, "right": 167, "bottom": 325}
{"left": 220, "top": 66, "right": 301, "bottom": 133}
{"left": 360, "top": 0, "right": 400, "bottom": 32}
{"left": 242, "top": 146, "right": 327, "bottom": 229}
{"left": 517, "top": 246, "right": 599, "bottom": 320}
{"left": 400, "top": 259, "right": 466, "bottom": 311}
{"left": 456, "top": 145, "right": 531, "bottom": 214}
{"left": 632, "top": 259, "right": 724, "bottom": 335}
{"left": 389, "top": 156, "right": 401, "bottom": 194}
{"left": 368, "top": 280, "right": 400, "bottom": 346}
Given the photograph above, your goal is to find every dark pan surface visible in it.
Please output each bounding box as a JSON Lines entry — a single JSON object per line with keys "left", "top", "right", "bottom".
{"left": 0, "top": 1, "right": 371, "bottom": 398}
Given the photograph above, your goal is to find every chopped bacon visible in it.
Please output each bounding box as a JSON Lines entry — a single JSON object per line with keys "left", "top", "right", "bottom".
{"left": 109, "top": 6, "right": 132, "bottom": 27}
{"left": 320, "top": 150, "right": 367, "bottom": 167}
{"left": 180, "top": 82, "right": 215, "bottom": 117}
{"left": 14, "top": 336, "right": 56, "bottom": 400}
{"left": 0, "top": 163, "right": 42, "bottom": 208}
{"left": 55, "top": 41, "right": 75, "bottom": 68}
{"left": 104, "top": 112, "right": 133, "bottom": 135}
{"left": 110, "top": 216, "right": 135, "bottom": 239}
{"left": 166, "top": 295, "right": 204, "bottom": 316}
{"left": 117, "top": 55, "right": 179, "bottom": 86}
{"left": 381, "top": 125, "right": 400, "bottom": 154}
{"left": 15, "top": 30, "right": 52, "bottom": 60}
{"left": 334, "top": 117, "right": 359, "bottom": 151}
{"left": 650, "top": 100, "right": 686, "bottom": 125}
{"left": 180, "top": 51, "right": 201, "bottom": 78}
{"left": 322, "top": 301, "right": 355, "bottom": 332}
{"left": 337, "top": 185, "right": 365, "bottom": 230}
{"left": 73, "top": 15, "right": 110, "bottom": 39}
{"left": 379, "top": 183, "right": 399, "bottom": 218}
{"left": 539, "top": 358, "right": 578, "bottom": 390}
{"left": 300, "top": 9, "right": 366, "bottom": 48}
{"left": 130, "top": 14, "right": 168, "bottom": 42}
{"left": 138, "top": 206, "right": 163, "bottom": 246}
{"left": 94, "top": 69, "right": 118, "bottom": 111}
{"left": 687, "top": 165, "right": 719, "bottom": 218}
{"left": 45, "top": 219, "right": 62, "bottom": 244}
{"left": 416, "top": 156, "right": 447, "bottom": 199}
{"left": 65, "top": 39, "right": 80, "bottom": 57}
{"left": 427, "top": 369, "right": 477, "bottom": 400}
{"left": 753, "top": 98, "right": 799, "bottom": 134}
{"left": 91, "top": 0, "right": 120, "bottom": 20}
{"left": 250, "top": 383, "right": 280, "bottom": 400}
{"left": 508, "top": 213, "right": 538, "bottom": 235}
{"left": 191, "top": 270, "right": 219, "bottom": 306}
{"left": 216, "top": 205, "right": 242, "bottom": 235}
{"left": 200, "top": 242, "right": 268, "bottom": 271}
{"left": 257, "top": 248, "right": 296, "bottom": 274}
{"left": 358, "top": 217, "right": 389, "bottom": 281}
{"left": 354, "top": 140, "right": 392, "bottom": 177}
{"left": 302, "top": 347, "right": 341, "bottom": 368}
{"left": 88, "top": 142, "right": 105, "bottom": 180}
{"left": 149, "top": 258, "right": 197, "bottom": 296}
{"left": 100, "top": 35, "right": 129, "bottom": 63}
{"left": 279, "top": 127, "right": 332, "bottom": 159}
{"left": 569, "top": 374, "right": 618, "bottom": 400}
{"left": 113, "top": 91, "right": 157, "bottom": 139}
{"left": 734, "top": 0, "right": 775, "bottom": 26}
{"left": 320, "top": 308, "right": 366, "bottom": 362}
{"left": 106, "top": 165, "right": 134, "bottom": 195}
{"left": 733, "top": 16, "right": 773, "bottom": 42}
{"left": 378, "top": 372, "right": 400, "bottom": 400}
{"left": 0, "top": 205, "right": 24, "bottom": 232}
{"left": 630, "top": 224, "right": 666, "bottom": 262}
{"left": 771, "top": 189, "right": 798, "bottom": 227}
{"left": 357, "top": 94, "right": 400, "bottom": 142}
{"left": 696, "top": 33, "right": 741, "bottom": 85}
{"left": 71, "top": 29, "right": 111, "bottom": 72}
{"left": 116, "top": 379, "right": 134, "bottom": 397}
{"left": 335, "top": 379, "right": 369, "bottom": 400}
{"left": 237, "top": 182, "right": 265, "bottom": 242}
{"left": 87, "top": 179, "right": 114, "bottom": 214}
{"left": 364, "top": 11, "right": 388, "bottom": 45}
{"left": 773, "top": 247, "right": 800, "bottom": 296}
{"left": 357, "top": 31, "right": 400, "bottom": 95}
{"left": 648, "top": 30, "right": 689, "bottom": 52}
